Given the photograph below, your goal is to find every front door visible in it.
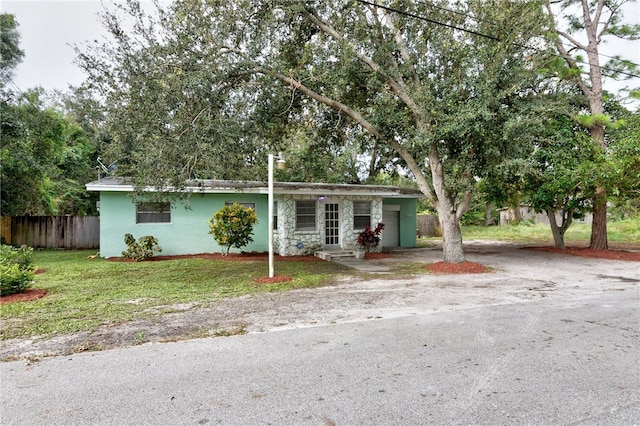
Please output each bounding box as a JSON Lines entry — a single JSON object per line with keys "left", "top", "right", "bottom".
{"left": 324, "top": 203, "right": 340, "bottom": 249}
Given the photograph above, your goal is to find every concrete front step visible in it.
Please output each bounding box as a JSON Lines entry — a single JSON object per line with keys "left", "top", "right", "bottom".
{"left": 315, "top": 250, "right": 365, "bottom": 261}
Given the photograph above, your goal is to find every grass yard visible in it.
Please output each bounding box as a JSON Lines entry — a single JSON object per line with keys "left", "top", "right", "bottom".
{"left": 3, "top": 216, "right": 638, "bottom": 343}
{"left": 0, "top": 251, "right": 351, "bottom": 341}
{"left": 419, "top": 216, "right": 640, "bottom": 247}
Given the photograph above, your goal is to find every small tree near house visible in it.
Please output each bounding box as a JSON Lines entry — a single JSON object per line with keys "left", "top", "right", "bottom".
{"left": 357, "top": 223, "right": 385, "bottom": 253}
{"left": 209, "top": 203, "right": 258, "bottom": 255}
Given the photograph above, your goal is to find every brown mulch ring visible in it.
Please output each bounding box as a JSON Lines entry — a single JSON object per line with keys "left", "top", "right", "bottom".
{"left": 526, "top": 246, "right": 640, "bottom": 262}
{"left": 0, "top": 289, "right": 47, "bottom": 304}
{"left": 253, "top": 275, "right": 294, "bottom": 284}
{"left": 425, "top": 261, "right": 491, "bottom": 274}
{"left": 107, "top": 252, "right": 323, "bottom": 262}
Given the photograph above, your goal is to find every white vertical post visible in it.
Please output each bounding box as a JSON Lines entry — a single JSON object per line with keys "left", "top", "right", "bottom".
{"left": 268, "top": 153, "right": 275, "bottom": 278}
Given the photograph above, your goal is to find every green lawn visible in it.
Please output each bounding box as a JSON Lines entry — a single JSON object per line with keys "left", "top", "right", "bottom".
{"left": 4, "top": 217, "right": 638, "bottom": 342}
{"left": 419, "top": 216, "right": 640, "bottom": 246}
{"left": 1, "top": 251, "right": 351, "bottom": 340}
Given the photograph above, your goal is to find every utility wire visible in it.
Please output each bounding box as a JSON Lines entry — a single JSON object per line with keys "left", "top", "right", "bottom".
{"left": 2, "top": 76, "right": 44, "bottom": 112}
{"left": 415, "top": 0, "right": 640, "bottom": 67}
{"left": 360, "top": 0, "right": 502, "bottom": 42}
{"left": 356, "top": 0, "right": 640, "bottom": 80}
{"left": 416, "top": 1, "right": 640, "bottom": 67}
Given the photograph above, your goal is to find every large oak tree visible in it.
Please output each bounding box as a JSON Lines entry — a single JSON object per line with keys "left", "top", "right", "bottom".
{"left": 78, "top": 0, "right": 551, "bottom": 262}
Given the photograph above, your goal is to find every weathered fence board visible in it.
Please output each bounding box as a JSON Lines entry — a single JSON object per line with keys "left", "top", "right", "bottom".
{"left": 1, "top": 216, "right": 99, "bottom": 249}
{"left": 417, "top": 214, "right": 439, "bottom": 237}
{"left": 0, "top": 216, "right": 10, "bottom": 245}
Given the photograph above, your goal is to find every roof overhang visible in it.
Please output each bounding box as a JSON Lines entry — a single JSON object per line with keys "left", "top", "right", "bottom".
{"left": 85, "top": 178, "right": 424, "bottom": 198}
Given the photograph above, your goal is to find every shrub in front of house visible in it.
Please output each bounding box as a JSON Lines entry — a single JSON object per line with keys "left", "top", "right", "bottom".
{"left": 208, "top": 203, "right": 258, "bottom": 255}
{"left": 0, "top": 244, "right": 35, "bottom": 296}
{"left": 357, "top": 223, "right": 385, "bottom": 253}
{"left": 122, "top": 234, "right": 162, "bottom": 261}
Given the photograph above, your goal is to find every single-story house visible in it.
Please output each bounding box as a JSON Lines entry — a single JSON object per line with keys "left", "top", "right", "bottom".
{"left": 86, "top": 178, "right": 423, "bottom": 258}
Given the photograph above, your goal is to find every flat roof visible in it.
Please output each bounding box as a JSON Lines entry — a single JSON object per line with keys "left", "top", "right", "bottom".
{"left": 86, "top": 177, "right": 424, "bottom": 198}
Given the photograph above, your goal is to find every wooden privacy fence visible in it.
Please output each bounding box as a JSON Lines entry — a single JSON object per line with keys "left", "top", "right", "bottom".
{"left": 0, "top": 216, "right": 99, "bottom": 249}
{"left": 417, "top": 214, "right": 440, "bottom": 238}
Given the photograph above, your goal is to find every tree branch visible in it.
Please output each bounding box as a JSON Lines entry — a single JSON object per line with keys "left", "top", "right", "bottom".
{"left": 556, "top": 29, "right": 587, "bottom": 51}
{"left": 589, "top": 0, "right": 604, "bottom": 37}
{"left": 253, "top": 66, "right": 436, "bottom": 203}
{"left": 380, "top": 7, "right": 420, "bottom": 87}
{"left": 300, "top": 8, "right": 426, "bottom": 123}
{"left": 544, "top": 1, "right": 592, "bottom": 97}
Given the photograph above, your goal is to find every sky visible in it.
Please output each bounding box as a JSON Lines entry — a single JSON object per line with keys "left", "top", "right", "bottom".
{"left": 2, "top": 0, "right": 640, "bottom": 98}
{"left": 3, "top": 0, "right": 109, "bottom": 93}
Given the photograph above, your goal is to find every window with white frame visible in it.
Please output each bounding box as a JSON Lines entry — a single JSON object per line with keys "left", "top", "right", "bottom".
{"left": 296, "top": 200, "right": 316, "bottom": 231}
{"left": 136, "top": 202, "right": 171, "bottom": 224}
{"left": 353, "top": 201, "right": 372, "bottom": 229}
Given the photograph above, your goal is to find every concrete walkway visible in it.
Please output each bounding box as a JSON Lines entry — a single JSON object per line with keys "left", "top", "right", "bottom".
{"left": 332, "top": 257, "right": 393, "bottom": 273}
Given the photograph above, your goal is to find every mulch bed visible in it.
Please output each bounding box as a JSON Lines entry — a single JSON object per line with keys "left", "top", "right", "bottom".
{"left": 525, "top": 246, "right": 640, "bottom": 262}
{"left": 0, "top": 289, "right": 47, "bottom": 304}
{"left": 107, "top": 252, "right": 323, "bottom": 262}
{"left": 425, "top": 261, "right": 491, "bottom": 274}
{"left": 254, "top": 275, "right": 294, "bottom": 284}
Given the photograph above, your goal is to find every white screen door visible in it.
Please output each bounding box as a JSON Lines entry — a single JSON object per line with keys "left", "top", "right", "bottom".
{"left": 324, "top": 203, "right": 340, "bottom": 248}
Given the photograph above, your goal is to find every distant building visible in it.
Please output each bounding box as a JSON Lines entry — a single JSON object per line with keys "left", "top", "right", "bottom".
{"left": 498, "top": 206, "right": 592, "bottom": 226}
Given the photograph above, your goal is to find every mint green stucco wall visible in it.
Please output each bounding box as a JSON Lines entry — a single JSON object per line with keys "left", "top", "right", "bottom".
{"left": 98, "top": 192, "right": 270, "bottom": 257}
{"left": 383, "top": 198, "right": 417, "bottom": 248}
{"left": 97, "top": 191, "right": 418, "bottom": 257}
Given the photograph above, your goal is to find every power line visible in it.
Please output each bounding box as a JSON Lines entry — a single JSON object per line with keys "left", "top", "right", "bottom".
{"left": 358, "top": 0, "right": 501, "bottom": 42}
{"left": 2, "top": 76, "right": 44, "bottom": 112}
{"left": 415, "top": 0, "right": 640, "bottom": 68}
{"left": 356, "top": 0, "right": 640, "bottom": 80}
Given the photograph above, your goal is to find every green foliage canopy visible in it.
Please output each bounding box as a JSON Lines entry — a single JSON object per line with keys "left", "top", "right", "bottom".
{"left": 78, "top": 0, "right": 554, "bottom": 263}
{"left": 543, "top": 0, "right": 640, "bottom": 250}
{"left": 1, "top": 16, "right": 98, "bottom": 216}
{"left": 0, "top": 13, "right": 24, "bottom": 90}
{"left": 1, "top": 90, "right": 99, "bottom": 215}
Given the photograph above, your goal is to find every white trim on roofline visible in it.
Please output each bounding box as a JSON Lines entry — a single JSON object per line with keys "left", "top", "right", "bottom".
{"left": 85, "top": 177, "right": 424, "bottom": 198}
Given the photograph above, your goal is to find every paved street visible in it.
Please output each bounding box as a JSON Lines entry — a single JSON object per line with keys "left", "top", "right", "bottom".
{"left": 2, "top": 282, "right": 638, "bottom": 425}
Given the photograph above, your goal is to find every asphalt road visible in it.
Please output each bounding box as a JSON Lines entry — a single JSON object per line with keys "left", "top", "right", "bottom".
{"left": 1, "top": 286, "right": 638, "bottom": 425}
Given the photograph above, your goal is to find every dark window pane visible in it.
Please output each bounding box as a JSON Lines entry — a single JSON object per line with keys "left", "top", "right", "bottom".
{"left": 136, "top": 202, "right": 171, "bottom": 224}
{"left": 296, "top": 200, "right": 316, "bottom": 231}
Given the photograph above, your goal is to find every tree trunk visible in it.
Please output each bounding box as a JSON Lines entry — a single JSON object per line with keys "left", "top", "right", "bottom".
{"left": 267, "top": 70, "right": 469, "bottom": 263}
{"left": 589, "top": 186, "right": 608, "bottom": 250}
{"left": 485, "top": 202, "right": 495, "bottom": 226}
{"left": 438, "top": 208, "right": 465, "bottom": 263}
{"left": 547, "top": 209, "right": 566, "bottom": 249}
{"left": 429, "top": 146, "right": 465, "bottom": 263}
{"left": 582, "top": 4, "right": 608, "bottom": 250}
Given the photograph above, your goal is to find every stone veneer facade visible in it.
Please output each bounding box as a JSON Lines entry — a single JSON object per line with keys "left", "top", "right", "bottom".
{"left": 274, "top": 194, "right": 384, "bottom": 256}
